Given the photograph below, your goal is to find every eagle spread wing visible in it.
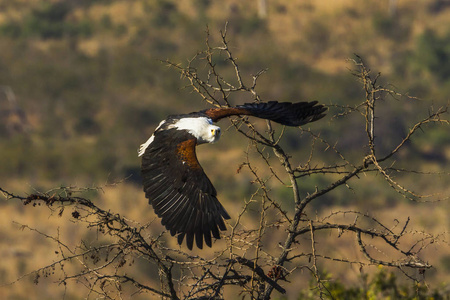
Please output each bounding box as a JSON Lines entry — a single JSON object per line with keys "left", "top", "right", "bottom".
{"left": 141, "top": 101, "right": 326, "bottom": 250}
{"left": 203, "top": 100, "right": 326, "bottom": 126}
{"left": 141, "top": 128, "right": 230, "bottom": 250}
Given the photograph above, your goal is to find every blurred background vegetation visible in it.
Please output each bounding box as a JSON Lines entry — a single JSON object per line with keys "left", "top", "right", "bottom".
{"left": 0, "top": 0, "right": 449, "bottom": 299}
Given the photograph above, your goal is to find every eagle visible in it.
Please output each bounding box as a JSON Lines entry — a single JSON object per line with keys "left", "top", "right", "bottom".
{"left": 139, "top": 101, "right": 326, "bottom": 250}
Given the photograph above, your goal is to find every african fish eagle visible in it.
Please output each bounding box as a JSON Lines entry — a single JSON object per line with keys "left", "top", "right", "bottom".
{"left": 139, "top": 101, "right": 326, "bottom": 250}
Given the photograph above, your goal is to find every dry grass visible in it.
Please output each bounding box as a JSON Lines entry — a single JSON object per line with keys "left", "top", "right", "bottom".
{"left": 1, "top": 180, "right": 448, "bottom": 299}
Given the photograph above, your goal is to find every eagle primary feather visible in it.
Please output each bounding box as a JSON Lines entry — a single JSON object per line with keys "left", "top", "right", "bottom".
{"left": 140, "top": 101, "right": 326, "bottom": 250}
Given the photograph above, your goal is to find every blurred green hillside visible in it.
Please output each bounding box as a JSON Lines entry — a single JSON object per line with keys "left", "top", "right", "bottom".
{"left": 0, "top": 0, "right": 449, "bottom": 299}
{"left": 0, "top": 0, "right": 448, "bottom": 184}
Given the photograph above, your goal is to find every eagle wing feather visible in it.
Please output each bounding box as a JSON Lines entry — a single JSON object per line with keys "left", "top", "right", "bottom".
{"left": 204, "top": 100, "right": 327, "bottom": 126}
{"left": 141, "top": 128, "right": 230, "bottom": 250}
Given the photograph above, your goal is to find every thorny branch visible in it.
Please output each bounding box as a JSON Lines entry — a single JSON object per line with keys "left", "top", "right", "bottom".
{"left": 1, "top": 31, "right": 449, "bottom": 299}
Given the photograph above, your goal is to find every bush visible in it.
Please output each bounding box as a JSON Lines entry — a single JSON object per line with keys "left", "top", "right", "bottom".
{"left": 298, "top": 267, "right": 448, "bottom": 300}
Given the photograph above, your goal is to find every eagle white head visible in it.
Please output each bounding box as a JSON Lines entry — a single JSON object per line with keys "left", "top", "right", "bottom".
{"left": 138, "top": 117, "right": 221, "bottom": 157}
{"left": 172, "top": 117, "right": 221, "bottom": 144}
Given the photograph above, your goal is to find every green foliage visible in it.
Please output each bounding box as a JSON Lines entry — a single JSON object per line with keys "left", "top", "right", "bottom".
{"left": 441, "top": 255, "right": 450, "bottom": 273}
{"left": 297, "top": 267, "right": 448, "bottom": 300}
{"left": 0, "top": 2, "right": 93, "bottom": 39}
{"left": 0, "top": 21, "right": 22, "bottom": 38}
{"left": 302, "top": 19, "right": 331, "bottom": 57}
{"left": 372, "top": 12, "right": 411, "bottom": 41}
{"left": 410, "top": 29, "right": 450, "bottom": 82}
{"left": 151, "top": 0, "right": 178, "bottom": 27}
